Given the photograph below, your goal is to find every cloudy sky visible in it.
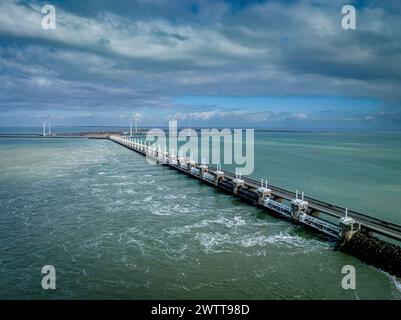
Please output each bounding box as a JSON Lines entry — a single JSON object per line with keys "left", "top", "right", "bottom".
{"left": 0, "top": 0, "right": 400, "bottom": 129}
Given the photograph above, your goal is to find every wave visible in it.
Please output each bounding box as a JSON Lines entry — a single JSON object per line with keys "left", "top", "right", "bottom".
{"left": 381, "top": 270, "right": 401, "bottom": 294}
{"left": 163, "top": 194, "right": 187, "bottom": 200}
{"left": 143, "top": 196, "right": 153, "bottom": 202}
{"left": 192, "top": 228, "right": 329, "bottom": 254}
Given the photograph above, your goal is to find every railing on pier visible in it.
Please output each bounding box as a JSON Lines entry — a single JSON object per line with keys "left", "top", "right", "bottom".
{"left": 299, "top": 213, "right": 341, "bottom": 238}
{"left": 264, "top": 198, "right": 292, "bottom": 218}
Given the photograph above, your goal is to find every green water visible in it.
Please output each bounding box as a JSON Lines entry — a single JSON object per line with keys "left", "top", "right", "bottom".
{"left": 0, "top": 132, "right": 400, "bottom": 299}
{"left": 250, "top": 131, "right": 401, "bottom": 224}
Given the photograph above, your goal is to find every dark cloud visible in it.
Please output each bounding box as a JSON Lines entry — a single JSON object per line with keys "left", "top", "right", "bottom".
{"left": 0, "top": 0, "right": 400, "bottom": 127}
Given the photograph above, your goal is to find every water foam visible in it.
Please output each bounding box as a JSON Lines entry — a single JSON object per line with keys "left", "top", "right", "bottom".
{"left": 381, "top": 270, "right": 401, "bottom": 293}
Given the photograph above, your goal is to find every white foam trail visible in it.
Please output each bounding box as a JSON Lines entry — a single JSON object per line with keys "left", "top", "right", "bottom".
{"left": 112, "top": 182, "right": 135, "bottom": 186}
{"left": 157, "top": 186, "right": 169, "bottom": 191}
{"left": 390, "top": 275, "right": 401, "bottom": 293}
{"left": 394, "top": 278, "right": 401, "bottom": 292}
{"left": 163, "top": 194, "right": 187, "bottom": 200}
{"left": 380, "top": 270, "right": 401, "bottom": 293}
{"left": 151, "top": 208, "right": 171, "bottom": 216}
{"left": 143, "top": 196, "right": 153, "bottom": 202}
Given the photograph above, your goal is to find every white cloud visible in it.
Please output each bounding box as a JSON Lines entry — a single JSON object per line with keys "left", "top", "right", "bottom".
{"left": 0, "top": 1, "right": 262, "bottom": 63}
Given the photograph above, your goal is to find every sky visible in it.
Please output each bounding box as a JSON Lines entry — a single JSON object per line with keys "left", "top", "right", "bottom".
{"left": 0, "top": 0, "right": 400, "bottom": 129}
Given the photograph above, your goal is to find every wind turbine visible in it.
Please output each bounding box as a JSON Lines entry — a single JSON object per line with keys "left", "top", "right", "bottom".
{"left": 40, "top": 119, "right": 47, "bottom": 137}
{"left": 135, "top": 113, "right": 138, "bottom": 133}
{"left": 130, "top": 114, "right": 133, "bottom": 136}
{"left": 129, "top": 113, "right": 139, "bottom": 136}
{"left": 47, "top": 115, "right": 51, "bottom": 135}
{"left": 188, "top": 115, "right": 191, "bottom": 137}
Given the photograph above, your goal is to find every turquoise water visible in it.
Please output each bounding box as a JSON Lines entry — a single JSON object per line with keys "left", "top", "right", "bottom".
{"left": 0, "top": 132, "right": 401, "bottom": 299}
{"left": 250, "top": 131, "right": 401, "bottom": 224}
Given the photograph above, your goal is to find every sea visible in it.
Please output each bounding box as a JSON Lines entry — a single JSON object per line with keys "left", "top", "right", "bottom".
{"left": 0, "top": 127, "right": 400, "bottom": 299}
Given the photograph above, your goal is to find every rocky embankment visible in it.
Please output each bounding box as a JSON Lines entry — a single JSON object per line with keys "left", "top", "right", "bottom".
{"left": 339, "top": 232, "right": 401, "bottom": 277}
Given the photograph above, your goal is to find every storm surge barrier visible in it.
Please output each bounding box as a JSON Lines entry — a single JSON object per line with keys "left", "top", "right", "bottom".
{"left": 109, "top": 134, "right": 401, "bottom": 277}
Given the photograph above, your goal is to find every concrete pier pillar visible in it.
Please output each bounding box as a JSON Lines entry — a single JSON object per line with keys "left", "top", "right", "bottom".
{"left": 339, "top": 209, "right": 361, "bottom": 241}
{"left": 256, "top": 188, "right": 271, "bottom": 205}
{"left": 187, "top": 160, "right": 196, "bottom": 171}
{"left": 232, "top": 179, "right": 244, "bottom": 194}
{"left": 199, "top": 164, "right": 208, "bottom": 177}
{"left": 291, "top": 191, "right": 308, "bottom": 221}
{"left": 214, "top": 171, "right": 224, "bottom": 186}
{"left": 291, "top": 200, "right": 309, "bottom": 221}
{"left": 232, "top": 171, "right": 245, "bottom": 194}
{"left": 178, "top": 157, "right": 185, "bottom": 166}
{"left": 256, "top": 179, "right": 271, "bottom": 205}
{"left": 170, "top": 154, "right": 177, "bottom": 165}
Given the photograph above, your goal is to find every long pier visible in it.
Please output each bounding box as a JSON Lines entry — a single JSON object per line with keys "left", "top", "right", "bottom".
{"left": 109, "top": 135, "right": 401, "bottom": 244}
